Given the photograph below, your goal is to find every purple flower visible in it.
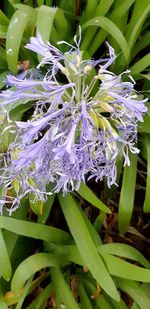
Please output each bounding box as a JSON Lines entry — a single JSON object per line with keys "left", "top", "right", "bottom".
{"left": 0, "top": 33, "right": 148, "bottom": 213}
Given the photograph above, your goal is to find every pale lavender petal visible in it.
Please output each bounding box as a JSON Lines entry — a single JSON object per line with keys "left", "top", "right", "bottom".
{"left": 109, "top": 91, "right": 148, "bottom": 121}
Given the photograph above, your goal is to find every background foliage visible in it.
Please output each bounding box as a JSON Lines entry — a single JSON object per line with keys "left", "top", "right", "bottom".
{"left": 0, "top": 0, "right": 150, "bottom": 308}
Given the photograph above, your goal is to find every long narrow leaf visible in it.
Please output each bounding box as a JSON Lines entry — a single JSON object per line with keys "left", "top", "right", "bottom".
{"left": 15, "top": 276, "right": 33, "bottom": 309}
{"left": 116, "top": 278, "right": 150, "bottom": 309}
{"left": 0, "top": 283, "right": 7, "bottom": 309}
{"left": 36, "top": 5, "right": 57, "bottom": 42}
{"left": 0, "top": 229, "right": 12, "bottom": 281}
{"left": 51, "top": 267, "right": 80, "bottom": 309}
{"left": 0, "top": 72, "right": 8, "bottom": 89}
{"left": 101, "top": 252, "right": 150, "bottom": 282}
{"left": 82, "top": 16, "right": 130, "bottom": 62}
{"left": 78, "top": 282, "right": 93, "bottom": 309}
{"left": 54, "top": 9, "right": 69, "bottom": 38}
{"left": 143, "top": 134, "right": 150, "bottom": 212}
{"left": 126, "top": 0, "right": 150, "bottom": 50}
{"left": 98, "top": 243, "right": 150, "bottom": 268}
{"left": 106, "top": 294, "right": 128, "bottom": 309}
{"left": 58, "top": 193, "right": 119, "bottom": 301}
{"left": 37, "top": 0, "right": 44, "bottom": 6}
{"left": 0, "top": 10, "right": 9, "bottom": 25}
{"left": 0, "top": 216, "right": 70, "bottom": 244}
{"left": 81, "top": 0, "right": 114, "bottom": 50}
{"left": 118, "top": 153, "right": 137, "bottom": 234}
{"left": 130, "top": 53, "right": 150, "bottom": 75}
{"left": 0, "top": 25, "right": 7, "bottom": 38}
{"left": 37, "top": 192, "right": 55, "bottom": 224}
{"left": 11, "top": 253, "right": 59, "bottom": 294}
{"left": 77, "top": 203, "right": 102, "bottom": 246}
{"left": 82, "top": 0, "right": 99, "bottom": 22}
{"left": 77, "top": 182, "right": 111, "bottom": 213}
{"left": 131, "top": 32, "right": 150, "bottom": 60}
{"left": 81, "top": 278, "right": 114, "bottom": 309}
{"left": 27, "top": 283, "right": 53, "bottom": 309}
{"left": 6, "top": 7, "right": 35, "bottom": 73}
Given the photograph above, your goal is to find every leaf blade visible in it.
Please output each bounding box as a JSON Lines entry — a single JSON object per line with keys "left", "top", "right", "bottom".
{"left": 118, "top": 153, "right": 137, "bottom": 234}
{"left": 0, "top": 216, "right": 70, "bottom": 244}
{"left": 82, "top": 16, "right": 130, "bottom": 62}
{"left": 58, "top": 193, "right": 119, "bottom": 301}
{"left": 0, "top": 229, "right": 12, "bottom": 281}
{"left": 101, "top": 252, "right": 150, "bottom": 282}
{"left": 11, "top": 253, "right": 58, "bottom": 294}
{"left": 77, "top": 182, "right": 111, "bottom": 213}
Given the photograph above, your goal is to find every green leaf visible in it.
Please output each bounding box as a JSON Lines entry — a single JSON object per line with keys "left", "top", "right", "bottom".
{"left": 51, "top": 267, "right": 80, "bottom": 309}
{"left": 6, "top": 7, "right": 36, "bottom": 73}
{"left": 82, "top": 0, "right": 99, "bottom": 22}
{"left": 81, "top": 278, "right": 114, "bottom": 309}
{"left": 77, "top": 182, "right": 111, "bottom": 213}
{"left": 94, "top": 212, "right": 106, "bottom": 232}
{"left": 35, "top": 5, "right": 57, "bottom": 62}
{"left": 0, "top": 9, "right": 9, "bottom": 25}
{"left": 0, "top": 46, "right": 7, "bottom": 69}
{"left": 15, "top": 276, "right": 33, "bottom": 309}
{"left": 118, "top": 153, "right": 137, "bottom": 234}
{"left": 98, "top": 243, "right": 150, "bottom": 268}
{"left": 108, "top": 0, "right": 136, "bottom": 58}
{"left": 116, "top": 278, "right": 150, "bottom": 309}
{"left": 131, "top": 303, "right": 140, "bottom": 309}
{"left": 139, "top": 73, "right": 150, "bottom": 81}
{"left": 0, "top": 72, "right": 8, "bottom": 89}
{"left": 0, "top": 25, "right": 7, "bottom": 38}
{"left": 45, "top": 0, "right": 53, "bottom": 5}
{"left": 58, "top": 193, "right": 120, "bottom": 301}
{"left": 77, "top": 203, "right": 102, "bottom": 246}
{"left": 130, "top": 53, "right": 150, "bottom": 75}
{"left": 138, "top": 115, "right": 150, "bottom": 133}
{"left": 131, "top": 32, "right": 150, "bottom": 60}
{"left": 54, "top": 9, "right": 69, "bottom": 36}
{"left": 98, "top": 295, "right": 115, "bottom": 309}
{"left": 101, "top": 252, "right": 150, "bottom": 282}
{"left": 33, "top": 5, "right": 58, "bottom": 62}
{"left": 27, "top": 283, "right": 53, "bottom": 309}
{"left": 111, "top": 0, "right": 135, "bottom": 20}
{"left": 0, "top": 229, "right": 12, "bottom": 281}
{"left": 9, "top": 0, "right": 21, "bottom": 4}
{"left": 96, "top": 0, "right": 115, "bottom": 16}
{"left": 82, "top": 16, "right": 130, "bottom": 63}
{"left": 126, "top": 0, "right": 150, "bottom": 50}
{"left": 81, "top": 0, "right": 114, "bottom": 50}
{"left": 2, "top": 199, "right": 29, "bottom": 258}
{"left": 11, "top": 253, "right": 59, "bottom": 294}
{"left": 46, "top": 244, "right": 84, "bottom": 266}
{"left": 9, "top": 102, "right": 33, "bottom": 122}
{"left": 29, "top": 193, "right": 43, "bottom": 216}
{"left": 36, "top": 5, "right": 57, "bottom": 41}
{"left": 14, "top": 4, "right": 37, "bottom": 36}
{"left": 37, "top": 191, "right": 55, "bottom": 224}
{"left": 37, "top": 0, "right": 44, "bottom": 6}
{"left": 78, "top": 282, "right": 93, "bottom": 309}
{"left": 143, "top": 134, "right": 150, "bottom": 212}
{"left": 106, "top": 294, "right": 128, "bottom": 309}
{"left": 0, "top": 216, "right": 70, "bottom": 244}
{"left": 5, "top": 272, "right": 50, "bottom": 307}
{"left": 0, "top": 283, "right": 8, "bottom": 309}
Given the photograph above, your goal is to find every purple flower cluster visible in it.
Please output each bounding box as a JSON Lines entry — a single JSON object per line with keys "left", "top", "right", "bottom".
{"left": 0, "top": 33, "right": 147, "bottom": 213}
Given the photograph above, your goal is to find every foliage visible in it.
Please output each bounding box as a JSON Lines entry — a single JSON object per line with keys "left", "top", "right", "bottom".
{"left": 0, "top": 0, "right": 150, "bottom": 308}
